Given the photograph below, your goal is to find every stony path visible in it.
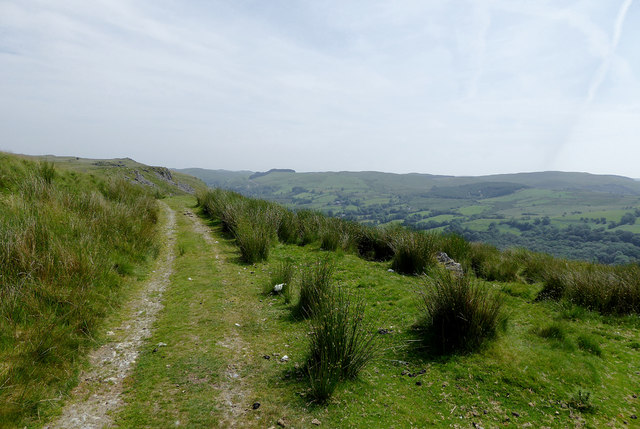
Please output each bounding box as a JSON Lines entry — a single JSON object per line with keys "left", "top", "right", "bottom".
{"left": 182, "top": 210, "right": 252, "bottom": 427}
{"left": 46, "top": 203, "right": 176, "bottom": 429}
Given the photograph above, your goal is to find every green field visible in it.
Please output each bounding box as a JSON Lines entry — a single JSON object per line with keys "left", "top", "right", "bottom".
{"left": 180, "top": 168, "right": 640, "bottom": 264}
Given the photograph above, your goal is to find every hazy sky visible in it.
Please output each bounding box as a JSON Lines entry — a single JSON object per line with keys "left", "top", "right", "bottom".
{"left": 1, "top": 1, "right": 639, "bottom": 176}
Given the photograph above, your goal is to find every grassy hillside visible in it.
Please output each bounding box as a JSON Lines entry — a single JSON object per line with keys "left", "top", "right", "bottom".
{"left": 26, "top": 154, "right": 207, "bottom": 196}
{"left": 180, "top": 168, "right": 640, "bottom": 263}
{"left": 156, "top": 188, "right": 639, "bottom": 427}
{"left": 0, "top": 153, "right": 164, "bottom": 426}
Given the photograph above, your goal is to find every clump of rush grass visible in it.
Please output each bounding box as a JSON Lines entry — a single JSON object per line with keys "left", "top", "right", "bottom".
{"left": 264, "top": 260, "right": 295, "bottom": 303}
{"left": 534, "top": 322, "right": 575, "bottom": 350}
{"left": 354, "top": 224, "right": 395, "bottom": 261}
{"left": 319, "top": 217, "right": 358, "bottom": 253}
{"left": 296, "top": 258, "right": 334, "bottom": 318}
{"left": 319, "top": 217, "right": 343, "bottom": 251}
{"left": 276, "top": 209, "right": 299, "bottom": 244}
{"left": 233, "top": 217, "right": 273, "bottom": 264}
{"left": 539, "top": 262, "right": 640, "bottom": 315}
{"left": 197, "top": 189, "right": 280, "bottom": 263}
{"left": 306, "top": 285, "right": 378, "bottom": 403}
{"left": 390, "top": 230, "right": 438, "bottom": 275}
{"left": 416, "top": 269, "right": 505, "bottom": 354}
{"left": 296, "top": 209, "right": 323, "bottom": 246}
{"left": 536, "top": 323, "right": 567, "bottom": 341}
{"left": 467, "top": 242, "right": 500, "bottom": 278}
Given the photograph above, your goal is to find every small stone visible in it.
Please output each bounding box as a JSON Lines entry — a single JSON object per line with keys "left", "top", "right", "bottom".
{"left": 252, "top": 402, "right": 261, "bottom": 410}
{"left": 631, "top": 415, "right": 637, "bottom": 419}
{"left": 387, "top": 269, "right": 394, "bottom": 272}
{"left": 152, "top": 347, "right": 158, "bottom": 353}
{"left": 157, "top": 342, "right": 167, "bottom": 347}
{"left": 235, "top": 323, "right": 241, "bottom": 327}
{"left": 188, "top": 277, "right": 193, "bottom": 281}
{"left": 311, "top": 418, "right": 321, "bottom": 425}
{"left": 277, "top": 418, "right": 286, "bottom": 427}
{"left": 512, "top": 411, "right": 520, "bottom": 417}
{"left": 416, "top": 381, "right": 422, "bottom": 386}
{"left": 280, "top": 355, "right": 289, "bottom": 362}
{"left": 263, "top": 355, "right": 271, "bottom": 360}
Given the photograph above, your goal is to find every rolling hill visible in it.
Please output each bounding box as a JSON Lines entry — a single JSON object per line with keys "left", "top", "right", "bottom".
{"left": 178, "top": 168, "right": 640, "bottom": 263}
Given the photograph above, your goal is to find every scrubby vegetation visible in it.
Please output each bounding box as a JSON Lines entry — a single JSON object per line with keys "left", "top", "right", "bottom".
{"left": 0, "top": 153, "right": 159, "bottom": 425}
{"left": 197, "top": 188, "right": 640, "bottom": 317}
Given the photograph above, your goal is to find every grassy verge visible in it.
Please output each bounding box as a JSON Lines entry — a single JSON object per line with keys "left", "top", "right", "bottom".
{"left": 0, "top": 153, "right": 159, "bottom": 427}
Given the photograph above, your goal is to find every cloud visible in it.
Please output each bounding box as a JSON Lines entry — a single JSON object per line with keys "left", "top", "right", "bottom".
{"left": 0, "top": 0, "right": 639, "bottom": 175}
{"left": 586, "top": 0, "right": 633, "bottom": 103}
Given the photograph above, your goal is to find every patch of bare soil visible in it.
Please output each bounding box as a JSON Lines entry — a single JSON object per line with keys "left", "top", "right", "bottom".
{"left": 46, "top": 203, "right": 176, "bottom": 429}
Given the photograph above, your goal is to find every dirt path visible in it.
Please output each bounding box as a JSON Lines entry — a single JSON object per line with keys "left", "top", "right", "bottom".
{"left": 46, "top": 203, "right": 176, "bottom": 429}
{"left": 182, "top": 210, "right": 252, "bottom": 427}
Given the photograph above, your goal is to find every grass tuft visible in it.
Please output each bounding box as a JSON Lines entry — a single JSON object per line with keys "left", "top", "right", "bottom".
{"left": 416, "top": 269, "right": 505, "bottom": 354}
{"left": 306, "top": 287, "right": 377, "bottom": 403}
{"left": 390, "top": 230, "right": 438, "bottom": 275}
{"left": 296, "top": 258, "right": 334, "bottom": 318}
{"left": 577, "top": 334, "right": 602, "bottom": 356}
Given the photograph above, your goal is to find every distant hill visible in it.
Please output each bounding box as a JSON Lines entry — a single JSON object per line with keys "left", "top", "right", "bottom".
{"left": 19, "top": 154, "right": 207, "bottom": 196}
{"left": 178, "top": 167, "right": 640, "bottom": 263}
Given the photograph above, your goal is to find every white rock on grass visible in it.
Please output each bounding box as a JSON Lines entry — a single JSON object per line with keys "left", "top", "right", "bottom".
{"left": 273, "top": 283, "right": 285, "bottom": 293}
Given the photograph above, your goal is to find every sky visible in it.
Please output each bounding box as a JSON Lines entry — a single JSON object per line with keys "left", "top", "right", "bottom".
{"left": 1, "top": 0, "right": 639, "bottom": 177}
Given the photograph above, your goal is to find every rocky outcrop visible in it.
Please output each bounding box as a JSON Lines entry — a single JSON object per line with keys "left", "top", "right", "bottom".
{"left": 133, "top": 170, "right": 155, "bottom": 187}
{"left": 436, "top": 252, "right": 463, "bottom": 277}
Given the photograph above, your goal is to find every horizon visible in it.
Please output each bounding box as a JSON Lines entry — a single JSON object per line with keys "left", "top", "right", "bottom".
{"left": 2, "top": 1, "right": 639, "bottom": 177}
{"left": 9, "top": 149, "right": 640, "bottom": 180}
